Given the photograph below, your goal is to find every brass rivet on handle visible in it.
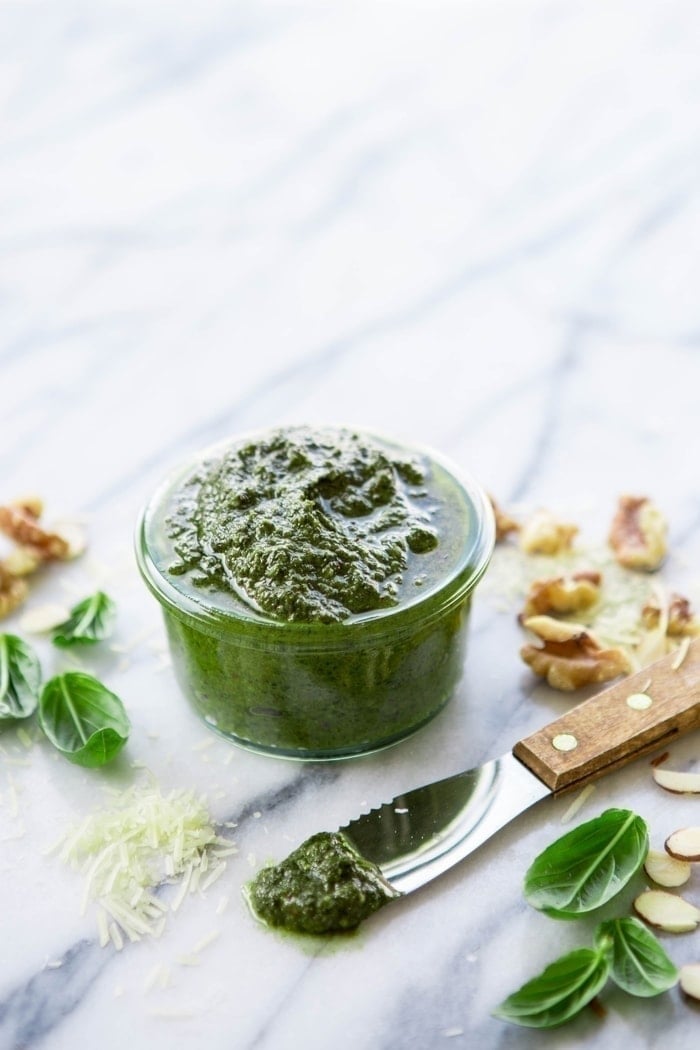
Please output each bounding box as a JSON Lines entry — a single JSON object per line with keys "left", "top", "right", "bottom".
{"left": 552, "top": 733, "right": 578, "bottom": 752}
{"left": 627, "top": 692, "right": 653, "bottom": 711}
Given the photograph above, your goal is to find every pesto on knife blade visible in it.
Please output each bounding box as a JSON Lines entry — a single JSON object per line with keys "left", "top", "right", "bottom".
{"left": 248, "top": 831, "right": 400, "bottom": 935}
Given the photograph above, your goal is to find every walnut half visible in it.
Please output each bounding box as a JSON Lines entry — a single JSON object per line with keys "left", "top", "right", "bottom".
{"left": 0, "top": 497, "right": 86, "bottom": 619}
{"left": 608, "top": 495, "right": 667, "bottom": 571}
{"left": 488, "top": 495, "right": 520, "bottom": 543}
{"left": 520, "top": 614, "right": 632, "bottom": 691}
{"left": 519, "top": 509, "right": 578, "bottom": 556}
{"left": 0, "top": 501, "right": 69, "bottom": 561}
{"left": 642, "top": 592, "right": 700, "bottom": 638}
{"left": 519, "top": 571, "right": 602, "bottom": 621}
{"left": 0, "top": 565, "right": 28, "bottom": 618}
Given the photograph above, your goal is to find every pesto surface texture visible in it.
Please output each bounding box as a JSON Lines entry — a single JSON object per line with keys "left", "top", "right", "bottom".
{"left": 248, "top": 831, "right": 400, "bottom": 934}
{"left": 165, "top": 426, "right": 439, "bottom": 623}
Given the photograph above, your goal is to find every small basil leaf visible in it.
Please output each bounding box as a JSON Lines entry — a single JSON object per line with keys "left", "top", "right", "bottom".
{"left": 493, "top": 947, "right": 610, "bottom": 1029}
{"left": 39, "top": 672, "right": 129, "bottom": 767}
{"left": 596, "top": 917, "right": 678, "bottom": 997}
{"left": 0, "top": 633, "right": 41, "bottom": 720}
{"left": 524, "top": 808, "right": 648, "bottom": 919}
{"left": 52, "top": 591, "right": 116, "bottom": 647}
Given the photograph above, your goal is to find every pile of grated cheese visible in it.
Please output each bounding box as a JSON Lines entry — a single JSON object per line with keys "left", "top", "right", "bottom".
{"left": 49, "top": 782, "right": 237, "bottom": 950}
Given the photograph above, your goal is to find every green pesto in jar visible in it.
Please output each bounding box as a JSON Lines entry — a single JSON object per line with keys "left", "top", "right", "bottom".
{"left": 136, "top": 426, "right": 493, "bottom": 758}
{"left": 165, "top": 427, "right": 439, "bottom": 623}
{"left": 248, "top": 831, "right": 400, "bottom": 934}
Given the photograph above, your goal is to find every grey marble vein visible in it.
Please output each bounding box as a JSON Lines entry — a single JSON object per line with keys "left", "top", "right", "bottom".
{"left": 0, "top": 942, "right": 109, "bottom": 1050}
{"left": 225, "top": 764, "right": 340, "bottom": 836}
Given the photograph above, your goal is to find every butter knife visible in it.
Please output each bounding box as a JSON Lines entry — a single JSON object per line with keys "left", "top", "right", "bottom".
{"left": 340, "top": 639, "right": 700, "bottom": 895}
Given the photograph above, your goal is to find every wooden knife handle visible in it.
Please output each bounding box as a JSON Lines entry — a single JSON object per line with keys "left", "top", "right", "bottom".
{"left": 513, "top": 638, "right": 700, "bottom": 793}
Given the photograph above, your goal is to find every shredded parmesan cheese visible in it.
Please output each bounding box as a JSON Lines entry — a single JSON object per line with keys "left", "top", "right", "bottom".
{"left": 58, "top": 651, "right": 87, "bottom": 671}
{"left": 192, "top": 738, "right": 216, "bottom": 752}
{"left": 144, "top": 962, "right": 172, "bottom": 992}
{"left": 6, "top": 774, "right": 19, "bottom": 818}
{"left": 97, "top": 909, "right": 110, "bottom": 948}
{"left": 148, "top": 1006, "right": 197, "bottom": 1020}
{"left": 560, "top": 784, "right": 596, "bottom": 824}
{"left": 16, "top": 727, "right": 33, "bottom": 750}
{"left": 193, "top": 930, "right": 220, "bottom": 953}
{"left": 52, "top": 782, "right": 237, "bottom": 946}
{"left": 144, "top": 964, "right": 163, "bottom": 992}
{"left": 672, "top": 635, "right": 691, "bottom": 670}
{"left": 109, "top": 922, "right": 124, "bottom": 951}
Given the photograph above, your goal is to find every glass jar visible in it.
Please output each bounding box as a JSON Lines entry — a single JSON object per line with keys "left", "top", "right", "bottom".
{"left": 135, "top": 428, "right": 494, "bottom": 759}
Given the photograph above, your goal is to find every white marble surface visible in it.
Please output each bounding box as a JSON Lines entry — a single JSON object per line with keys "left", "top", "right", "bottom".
{"left": 3, "top": 0, "right": 700, "bottom": 1047}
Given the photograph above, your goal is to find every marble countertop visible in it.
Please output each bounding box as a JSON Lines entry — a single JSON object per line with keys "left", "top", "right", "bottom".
{"left": 3, "top": 1, "right": 700, "bottom": 1047}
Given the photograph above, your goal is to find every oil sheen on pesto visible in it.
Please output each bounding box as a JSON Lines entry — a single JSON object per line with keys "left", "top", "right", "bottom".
{"left": 165, "top": 426, "right": 439, "bottom": 623}
{"left": 248, "top": 831, "right": 400, "bottom": 934}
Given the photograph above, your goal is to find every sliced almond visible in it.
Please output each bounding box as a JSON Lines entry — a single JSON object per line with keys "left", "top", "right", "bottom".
{"left": 53, "top": 521, "right": 87, "bottom": 560}
{"left": 653, "top": 768, "right": 700, "bottom": 794}
{"left": 644, "top": 848, "right": 691, "bottom": 888}
{"left": 633, "top": 890, "right": 700, "bottom": 932}
{"left": 19, "top": 603, "right": 71, "bottom": 634}
{"left": 665, "top": 828, "right": 700, "bottom": 862}
{"left": 522, "top": 615, "right": 588, "bottom": 643}
{"left": 679, "top": 964, "right": 700, "bottom": 1001}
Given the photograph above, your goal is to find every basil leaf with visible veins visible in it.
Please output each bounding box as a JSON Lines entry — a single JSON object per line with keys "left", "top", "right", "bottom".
{"left": 493, "top": 946, "right": 610, "bottom": 1029}
{"left": 39, "top": 672, "right": 129, "bottom": 767}
{"left": 524, "top": 808, "right": 648, "bottom": 919}
{"left": 52, "top": 591, "right": 116, "bottom": 647}
{"left": 0, "top": 633, "right": 41, "bottom": 720}
{"left": 596, "top": 917, "right": 678, "bottom": 997}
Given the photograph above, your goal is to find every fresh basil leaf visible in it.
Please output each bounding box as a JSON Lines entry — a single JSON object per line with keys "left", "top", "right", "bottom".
{"left": 0, "top": 633, "right": 41, "bottom": 720}
{"left": 524, "top": 808, "right": 648, "bottom": 919}
{"left": 493, "top": 946, "right": 609, "bottom": 1028}
{"left": 596, "top": 917, "right": 678, "bottom": 997}
{"left": 39, "top": 672, "right": 129, "bottom": 767}
{"left": 52, "top": 591, "right": 116, "bottom": 647}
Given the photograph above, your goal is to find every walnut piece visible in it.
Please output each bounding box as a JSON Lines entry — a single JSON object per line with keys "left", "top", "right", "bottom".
{"left": 608, "top": 495, "right": 667, "bottom": 571}
{"left": 520, "top": 614, "right": 632, "bottom": 690}
{"left": 668, "top": 595, "right": 700, "bottom": 636}
{"left": 643, "top": 592, "right": 700, "bottom": 637}
{"left": 0, "top": 564, "right": 29, "bottom": 618}
{"left": 13, "top": 495, "right": 44, "bottom": 519}
{"left": 520, "top": 571, "right": 601, "bottom": 620}
{"left": 2, "top": 545, "right": 42, "bottom": 576}
{"left": 519, "top": 509, "right": 578, "bottom": 556}
{"left": 488, "top": 495, "right": 520, "bottom": 543}
{"left": 0, "top": 497, "right": 87, "bottom": 619}
{"left": 0, "top": 501, "right": 69, "bottom": 561}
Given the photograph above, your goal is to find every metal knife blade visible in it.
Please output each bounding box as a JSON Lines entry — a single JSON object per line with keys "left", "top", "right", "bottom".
{"left": 341, "top": 751, "right": 549, "bottom": 894}
{"left": 340, "top": 638, "right": 700, "bottom": 895}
